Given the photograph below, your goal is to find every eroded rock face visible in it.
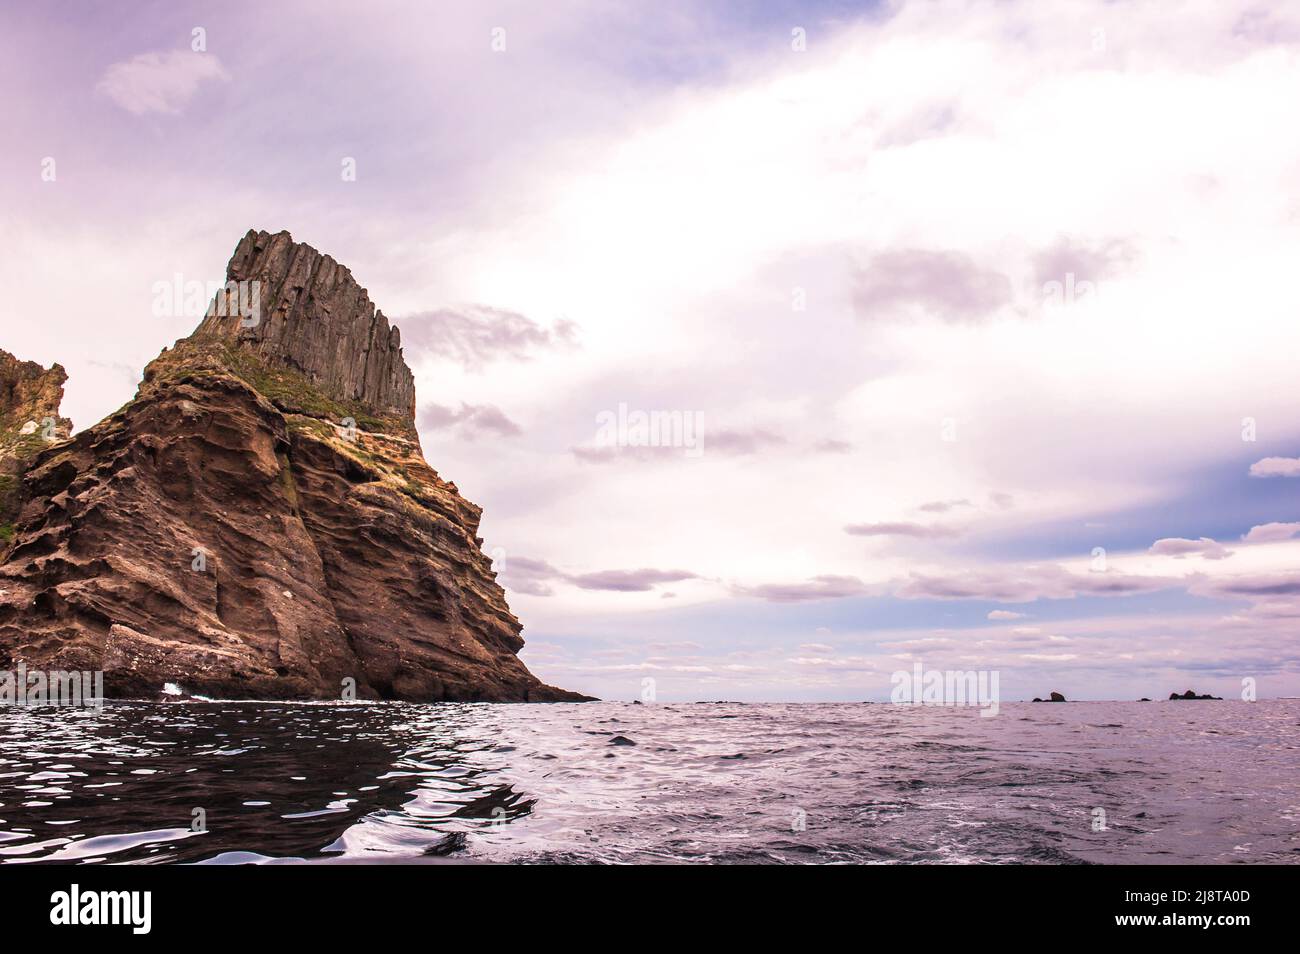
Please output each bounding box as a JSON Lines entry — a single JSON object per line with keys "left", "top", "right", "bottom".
{"left": 0, "top": 233, "right": 589, "bottom": 702}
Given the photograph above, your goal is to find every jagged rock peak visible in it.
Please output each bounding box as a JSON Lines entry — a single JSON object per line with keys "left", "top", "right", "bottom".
{"left": 190, "top": 229, "right": 416, "bottom": 420}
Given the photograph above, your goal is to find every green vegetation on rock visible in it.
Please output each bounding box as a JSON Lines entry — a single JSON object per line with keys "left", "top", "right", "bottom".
{"left": 221, "top": 345, "right": 395, "bottom": 435}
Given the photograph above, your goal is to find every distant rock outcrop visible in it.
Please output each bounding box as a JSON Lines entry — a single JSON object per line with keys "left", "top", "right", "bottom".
{"left": 0, "top": 350, "right": 72, "bottom": 542}
{"left": 0, "top": 230, "right": 590, "bottom": 702}
{"left": 1170, "top": 689, "right": 1222, "bottom": 700}
{"left": 1032, "top": 691, "right": 1068, "bottom": 702}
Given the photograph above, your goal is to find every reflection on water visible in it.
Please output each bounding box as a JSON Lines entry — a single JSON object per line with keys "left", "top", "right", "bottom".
{"left": 0, "top": 700, "right": 1296, "bottom": 864}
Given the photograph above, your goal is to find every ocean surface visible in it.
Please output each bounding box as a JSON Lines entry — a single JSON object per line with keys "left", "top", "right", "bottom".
{"left": 1, "top": 699, "right": 1296, "bottom": 864}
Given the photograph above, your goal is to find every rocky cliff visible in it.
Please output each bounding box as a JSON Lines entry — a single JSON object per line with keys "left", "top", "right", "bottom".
{"left": 0, "top": 230, "right": 589, "bottom": 702}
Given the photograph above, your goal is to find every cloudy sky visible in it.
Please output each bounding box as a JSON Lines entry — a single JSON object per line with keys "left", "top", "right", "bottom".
{"left": 4, "top": 0, "right": 1300, "bottom": 701}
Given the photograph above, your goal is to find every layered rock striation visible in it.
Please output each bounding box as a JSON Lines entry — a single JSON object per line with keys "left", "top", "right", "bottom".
{"left": 0, "top": 231, "right": 588, "bottom": 702}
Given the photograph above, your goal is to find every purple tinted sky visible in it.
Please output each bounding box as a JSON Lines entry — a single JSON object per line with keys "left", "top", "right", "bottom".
{"left": 3, "top": 0, "right": 1300, "bottom": 700}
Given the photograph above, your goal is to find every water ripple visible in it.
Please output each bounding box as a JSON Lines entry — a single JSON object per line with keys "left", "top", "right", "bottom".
{"left": 0, "top": 700, "right": 1296, "bottom": 863}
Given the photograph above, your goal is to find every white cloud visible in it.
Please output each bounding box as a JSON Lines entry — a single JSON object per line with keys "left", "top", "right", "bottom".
{"left": 1148, "top": 537, "right": 1234, "bottom": 560}
{"left": 799, "top": 642, "right": 835, "bottom": 653}
{"left": 96, "top": 51, "right": 230, "bottom": 115}
{"left": 1243, "top": 522, "right": 1300, "bottom": 543}
{"left": 1249, "top": 457, "right": 1300, "bottom": 478}
{"left": 845, "top": 521, "right": 961, "bottom": 538}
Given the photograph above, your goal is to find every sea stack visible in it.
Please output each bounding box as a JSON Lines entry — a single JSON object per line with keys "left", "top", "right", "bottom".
{"left": 0, "top": 229, "right": 590, "bottom": 702}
